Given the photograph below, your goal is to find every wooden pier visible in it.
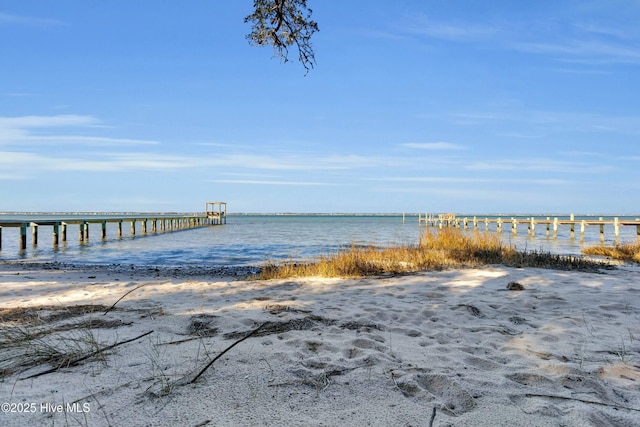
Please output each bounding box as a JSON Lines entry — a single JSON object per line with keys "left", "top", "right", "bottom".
{"left": 0, "top": 203, "right": 227, "bottom": 251}
{"left": 418, "top": 213, "right": 640, "bottom": 244}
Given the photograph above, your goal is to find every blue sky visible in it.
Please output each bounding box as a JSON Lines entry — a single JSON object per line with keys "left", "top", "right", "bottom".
{"left": 1, "top": 1, "right": 639, "bottom": 214}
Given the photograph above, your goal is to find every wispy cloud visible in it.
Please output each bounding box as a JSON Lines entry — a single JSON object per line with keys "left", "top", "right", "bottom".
{"left": 465, "top": 158, "right": 614, "bottom": 174}
{"left": 0, "top": 115, "right": 159, "bottom": 146}
{"left": 401, "top": 142, "right": 464, "bottom": 150}
{"left": 0, "top": 149, "right": 388, "bottom": 177}
{"left": 371, "top": 176, "right": 572, "bottom": 186}
{"left": 511, "top": 39, "right": 640, "bottom": 65}
{"left": 210, "top": 179, "right": 337, "bottom": 186}
{"left": 396, "top": 12, "right": 640, "bottom": 66}
{"left": 401, "top": 14, "right": 498, "bottom": 42}
{"left": 449, "top": 110, "right": 640, "bottom": 136}
{"left": 0, "top": 115, "right": 97, "bottom": 128}
{"left": 0, "top": 12, "right": 64, "bottom": 27}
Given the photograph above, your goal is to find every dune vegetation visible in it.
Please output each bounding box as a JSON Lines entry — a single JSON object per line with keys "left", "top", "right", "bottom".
{"left": 582, "top": 241, "right": 640, "bottom": 263}
{"left": 257, "top": 228, "right": 606, "bottom": 279}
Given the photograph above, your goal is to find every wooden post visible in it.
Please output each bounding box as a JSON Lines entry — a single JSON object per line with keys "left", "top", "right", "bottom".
{"left": 118, "top": 221, "right": 123, "bottom": 238}
{"left": 614, "top": 217, "right": 620, "bottom": 244}
{"left": 61, "top": 223, "right": 67, "bottom": 243}
{"left": 484, "top": 218, "right": 489, "bottom": 231}
{"left": 102, "top": 221, "right": 107, "bottom": 239}
{"left": 473, "top": 216, "right": 478, "bottom": 231}
{"left": 20, "top": 223, "right": 27, "bottom": 250}
{"left": 637, "top": 224, "right": 640, "bottom": 244}
{"left": 497, "top": 218, "right": 502, "bottom": 233}
{"left": 131, "top": 220, "right": 136, "bottom": 236}
{"left": 152, "top": 219, "right": 157, "bottom": 233}
{"left": 553, "top": 217, "right": 559, "bottom": 239}
{"left": 511, "top": 218, "right": 517, "bottom": 235}
{"left": 570, "top": 223, "right": 575, "bottom": 240}
{"left": 84, "top": 222, "right": 89, "bottom": 240}
{"left": 546, "top": 217, "right": 551, "bottom": 238}
{"left": 580, "top": 220, "right": 586, "bottom": 242}
{"left": 79, "top": 222, "right": 85, "bottom": 242}
{"left": 402, "top": 212, "right": 405, "bottom": 224}
{"left": 142, "top": 219, "right": 147, "bottom": 234}
{"left": 53, "top": 223, "right": 59, "bottom": 247}
{"left": 31, "top": 223, "right": 38, "bottom": 246}
{"left": 599, "top": 217, "right": 604, "bottom": 242}
{"left": 0, "top": 226, "right": 2, "bottom": 250}
{"left": 529, "top": 217, "right": 535, "bottom": 237}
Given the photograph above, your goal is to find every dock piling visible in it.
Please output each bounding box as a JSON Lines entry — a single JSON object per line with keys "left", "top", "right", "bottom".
{"left": 53, "top": 223, "right": 59, "bottom": 247}
{"left": 599, "top": 217, "right": 605, "bottom": 242}
{"left": 20, "top": 223, "right": 27, "bottom": 250}
{"left": 31, "top": 223, "right": 38, "bottom": 246}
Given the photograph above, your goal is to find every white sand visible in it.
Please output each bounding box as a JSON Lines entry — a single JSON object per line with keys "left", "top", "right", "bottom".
{"left": 1, "top": 262, "right": 639, "bottom": 427}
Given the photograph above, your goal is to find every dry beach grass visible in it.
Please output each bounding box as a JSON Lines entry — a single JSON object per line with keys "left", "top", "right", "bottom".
{"left": 258, "top": 228, "right": 609, "bottom": 279}
{"left": 582, "top": 242, "right": 640, "bottom": 263}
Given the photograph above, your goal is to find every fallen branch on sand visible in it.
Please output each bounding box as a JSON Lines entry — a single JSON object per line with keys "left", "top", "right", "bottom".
{"left": 21, "top": 330, "right": 154, "bottom": 380}
{"left": 428, "top": 406, "right": 437, "bottom": 427}
{"left": 189, "top": 322, "right": 266, "bottom": 384}
{"left": 525, "top": 393, "right": 640, "bottom": 412}
{"left": 104, "top": 284, "right": 147, "bottom": 315}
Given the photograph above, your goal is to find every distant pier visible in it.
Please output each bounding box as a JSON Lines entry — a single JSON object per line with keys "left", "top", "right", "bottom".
{"left": 0, "top": 202, "right": 227, "bottom": 251}
{"left": 419, "top": 213, "right": 640, "bottom": 244}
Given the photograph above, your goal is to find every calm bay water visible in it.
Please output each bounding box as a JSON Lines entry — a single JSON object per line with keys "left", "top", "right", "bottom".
{"left": 0, "top": 214, "right": 638, "bottom": 267}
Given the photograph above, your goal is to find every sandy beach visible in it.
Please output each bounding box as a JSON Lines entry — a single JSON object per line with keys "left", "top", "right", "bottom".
{"left": 1, "top": 262, "right": 639, "bottom": 427}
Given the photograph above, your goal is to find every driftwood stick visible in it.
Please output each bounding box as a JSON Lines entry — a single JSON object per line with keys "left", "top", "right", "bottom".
{"left": 21, "top": 330, "right": 154, "bottom": 380}
{"left": 104, "top": 284, "right": 147, "bottom": 315}
{"left": 190, "top": 322, "right": 266, "bottom": 384}
{"left": 525, "top": 393, "right": 640, "bottom": 412}
{"left": 428, "top": 406, "right": 437, "bottom": 427}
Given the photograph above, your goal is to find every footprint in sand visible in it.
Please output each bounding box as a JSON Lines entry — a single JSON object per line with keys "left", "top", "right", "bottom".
{"left": 463, "top": 355, "right": 502, "bottom": 371}
{"left": 396, "top": 372, "right": 476, "bottom": 416}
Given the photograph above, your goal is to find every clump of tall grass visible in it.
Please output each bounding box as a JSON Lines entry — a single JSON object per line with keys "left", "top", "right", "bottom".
{"left": 582, "top": 242, "right": 640, "bottom": 263}
{"left": 257, "top": 228, "right": 606, "bottom": 279}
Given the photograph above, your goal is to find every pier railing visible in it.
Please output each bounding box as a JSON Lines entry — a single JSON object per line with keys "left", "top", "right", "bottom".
{"left": 418, "top": 213, "right": 640, "bottom": 244}
{"left": 0, "top": 213, "right": 223, "bottom": 251}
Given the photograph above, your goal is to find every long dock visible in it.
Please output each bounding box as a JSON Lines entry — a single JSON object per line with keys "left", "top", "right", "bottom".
{"left": 0, "top": 202, "right": 227, "bottom": 251}
{"left": 418, "top": 213, "right": 640, "bottom": 243}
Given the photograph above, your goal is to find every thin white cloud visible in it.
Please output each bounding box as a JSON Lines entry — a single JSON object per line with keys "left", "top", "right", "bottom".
{"left": 371, "top": 176, "right": 572, "bottom": 186}
{"left": 0, "top": 12, "right": 64, "bottom": 27}
{"left": 402, "top": 14, "right": 497, "bottom": 42}
{"left": 211, "top": 179, "right": 337, "bottom": 186}
{"left": 465, "top": 158, "right": 614, "bottom": 174}
{"left": 401, "top": 142, "right": 464, "bottom": 150}
{"left": 0, "top": 115, "right": 159, "bottom": 146}
{"left": 0, "top": 149, "right": 388, "bottom": 176}
{"left": 511, "top": 39, "right": 640, "bottom": 65}
{"left": 397, "top": 13, "right": 640, "bottom": 66}
{"left": 449, "top": 110, "right": 640, "bottom": 135}
{"left": 14, "top": 135, "right": 159, "bottom": 146}
{"left": 0, "top": 115, "right": 98, "bottom": 128}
